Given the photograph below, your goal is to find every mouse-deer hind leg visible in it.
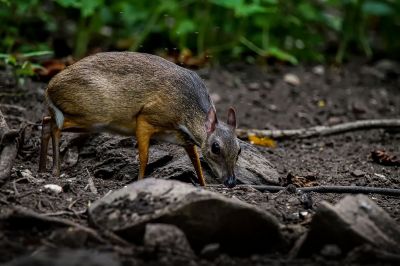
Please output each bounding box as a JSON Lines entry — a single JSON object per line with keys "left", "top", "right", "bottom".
{"left": 39, "top": 116, "right": 52, "bottom": 172}
{"left": 51, "top": 121, "right": 62, "bottom": 177}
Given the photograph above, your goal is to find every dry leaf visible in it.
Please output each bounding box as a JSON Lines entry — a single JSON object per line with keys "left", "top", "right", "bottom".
{"left": 248, "top": 134, "right": 277, "bottom": 148}
{"left": 371, "top": 150, "right": 400, "bottom": 166}
{"left": 284, "top": 172, "right": 318, "bottom": 187}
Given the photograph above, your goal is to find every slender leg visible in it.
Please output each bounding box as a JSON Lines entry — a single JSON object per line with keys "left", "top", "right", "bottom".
{"left": 38, "top": 116, "right": 52, "bottom": 172}
{"left": 51, "top": 122, "right": 62, "bottom": 177}
{"left": 136, "top": 116, "right": 158, "bottom": 179}
{"left": 184, "top": 145, "right": 206, "bottom": 186}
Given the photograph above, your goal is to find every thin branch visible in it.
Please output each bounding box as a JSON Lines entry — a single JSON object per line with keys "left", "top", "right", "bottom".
{"left": 9, "top": 205, "right": 132, "bottom": 247}
{"left": 248, "top": 185, "right": 400, "bottom": 196}
{"left": 236, "top": 119, "right": 400, "bottom": 140}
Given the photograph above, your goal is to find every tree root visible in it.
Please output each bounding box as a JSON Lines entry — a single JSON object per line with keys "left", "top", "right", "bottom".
{"left": 236, "top": 119, "right": 400, "bottom": 140}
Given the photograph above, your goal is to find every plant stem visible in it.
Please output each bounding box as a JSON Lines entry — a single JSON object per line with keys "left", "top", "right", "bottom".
{"left": 129, "top": 7, "right": 163, "bottom": 52}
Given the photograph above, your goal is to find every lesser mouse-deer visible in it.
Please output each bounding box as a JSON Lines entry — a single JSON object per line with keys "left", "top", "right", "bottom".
{"left": 39, "top": 52, "right": 241, "bottom": 187}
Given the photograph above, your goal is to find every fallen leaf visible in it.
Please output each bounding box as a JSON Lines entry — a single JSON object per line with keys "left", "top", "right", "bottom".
{"left": 371, "top": 150, "right": 400, "bottom": 166}
{"left": 248, "top": 134, "right": 277, "bottom": 148}
{"left": 283, "top": 172, "right": 318, "bottom": 187}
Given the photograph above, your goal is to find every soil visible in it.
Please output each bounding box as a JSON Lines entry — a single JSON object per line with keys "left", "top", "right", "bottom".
{"left": 0, "top": 58, "right": 399, "bottom": 265}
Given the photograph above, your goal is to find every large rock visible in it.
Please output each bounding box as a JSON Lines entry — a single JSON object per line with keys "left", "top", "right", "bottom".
{"left": 297, "top": 194, "right": 400, "bottom": 256}
{"left": 4, "top": 249, "right": 120, "bottom": 266}
{"left": 88, "top": 178, "right": 284, "bottom": 254}
{"left": 86, "top": 134, "right": 280, "bottom": 185}
{"left": 147, "top": 140, "right": 280, "bottom": 185}
{"left": 144, "top": 223, "right": 195, "bottom": 258}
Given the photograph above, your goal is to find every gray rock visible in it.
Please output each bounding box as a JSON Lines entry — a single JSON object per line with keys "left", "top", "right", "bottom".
{"left": 351, "top": 169, "right": 365, "bottom": 177}
{"left": 88, "top": 178, "right": 284, "bottom": 254}
{"left": 4, "top": 249, "right": 120, "bottom": 266}
{"left": 144, "top": 223, "right": 195, "bottom": 258}
{"left": 87, "top": 134, "right": 280, "bottom": 185}
{"left": 147, "top": 141, "right": 280, "bottom": 185}
{"left": 297, "top": 194, "right": 400, "bottom": 256}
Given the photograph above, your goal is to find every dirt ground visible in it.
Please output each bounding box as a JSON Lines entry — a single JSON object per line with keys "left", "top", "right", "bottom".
{"left": 0, "top": 58, "right": 399, "bottom": 265}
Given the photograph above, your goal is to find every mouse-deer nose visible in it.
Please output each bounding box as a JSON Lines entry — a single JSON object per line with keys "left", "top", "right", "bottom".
{"left": 224, "top": 176, "right": 236, "bottom": 188}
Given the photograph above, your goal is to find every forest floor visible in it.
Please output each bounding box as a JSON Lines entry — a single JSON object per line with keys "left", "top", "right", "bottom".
{"left": 0, "top": 58, "right": 399, "bottom": 265}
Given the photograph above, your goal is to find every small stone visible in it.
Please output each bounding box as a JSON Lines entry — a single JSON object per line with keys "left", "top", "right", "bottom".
{"left": 312, "top": 65, "right": 325, "bottom": 75}
{"left": 320, "top": 244, "right": 341, "bottom": 258}
{"left": 43, "top": 184, "right": 63, "bottom": 194}
{"left": 268, "top": 104, "right": 278, "bottom": 112}
{"left": 374, "top": 173, "right": 386, "bottom": 179}
{"left": 352, "top": 170, "right": 365, "bottom": 177}
{"left": 200, "top": 243, "right": 220, "bottom": 259}
{"left": 284, "top": 73, "right": 301, "bottom": 86}
{"left": 263, "top": 81, "right": 272, "bottom": 89}
{"left": 248, "top": 82, "right": 261, "bottom": 91}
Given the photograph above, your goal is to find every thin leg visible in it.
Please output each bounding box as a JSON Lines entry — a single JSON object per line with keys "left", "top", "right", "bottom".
{"left": 136, "top": 116, "right": 157, "bottom": 179}
{"left": 38, "top": 116, "right": 51, "bottom": 172}
{"left": 184, "top": 145, "right": 206, "bottom": 186}
{"left": 51, "top": 123, "right": 62, "bottom": 177}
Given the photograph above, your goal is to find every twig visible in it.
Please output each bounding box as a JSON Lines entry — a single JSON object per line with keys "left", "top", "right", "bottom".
{"left": 236, "top": 119, "right": 400, "bottom": 140}
{"left": 247, "top": 185, "right": 400, "bottom": 196}
{"left": 11, "top": 205, "right": 106, "bottom": 243}
{"left": 9, "top": 205, "right": 133, "bottom": 247}
{"left": 43, "top": 210, "right": 86, "bottom": 217}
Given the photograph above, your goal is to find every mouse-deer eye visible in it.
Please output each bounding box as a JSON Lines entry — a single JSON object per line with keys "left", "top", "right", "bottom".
{"left": 211, "top": 142, "right": 220, "bottom": 154}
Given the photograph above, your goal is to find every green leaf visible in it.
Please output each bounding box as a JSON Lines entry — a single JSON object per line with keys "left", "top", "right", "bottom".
{"left": 176, "top": 19, "right": 196, "bottom": 34}
{"left": 81, "top": 0, "right": 103, "bottom": 17}
{"left": 267, "top": 47, "right": 298, "bottom": 65}
{"left": 362, "top": 1, "right": 393, "bottom": 16}
{"left": 21, "top": 50, "right": 53, "bottom": 58}
{"left": 55, "top": 0, "right": 80, "bottom": 8}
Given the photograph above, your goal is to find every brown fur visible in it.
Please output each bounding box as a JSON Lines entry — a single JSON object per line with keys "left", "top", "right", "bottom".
{"left": 40, "top": 52, "right": 216, "bottom": 184}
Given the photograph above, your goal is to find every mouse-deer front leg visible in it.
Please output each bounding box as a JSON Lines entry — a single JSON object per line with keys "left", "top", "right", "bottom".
{"left": 184, "top": 145, "right": 206, "bottom": 186}
{"left": 136, "top": 115, "right": 158, "bottom": 180}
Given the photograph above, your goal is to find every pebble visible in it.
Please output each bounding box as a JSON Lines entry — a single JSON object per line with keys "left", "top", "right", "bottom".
{"left": 248, "top": 82, "right": 261, "bottom": 91}
{"left": 283, "top": 73, "right": 301, "bottom": 86}
{"left": 44, "top": 184, "right": 63, "bottom": 194}
{"left": 351, "top": 170, "right": 365, "bottom": 177}
{"left": 312, "top": 65, "right": 325, "bottom": 75}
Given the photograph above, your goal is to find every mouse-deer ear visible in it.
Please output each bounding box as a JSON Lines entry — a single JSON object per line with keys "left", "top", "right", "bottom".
{"left": 227, "top": 107, "right": 237, "bottom": 128}
{"left": 205, "top": 108, "right": 218, "bottom": 134}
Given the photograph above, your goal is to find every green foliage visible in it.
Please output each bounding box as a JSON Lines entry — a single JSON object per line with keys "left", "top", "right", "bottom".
{"left": 0, "top": 0, "right": 399, "bottom": 64}
{"left": 0, "top": 51, "right": 53, "bottom": 85}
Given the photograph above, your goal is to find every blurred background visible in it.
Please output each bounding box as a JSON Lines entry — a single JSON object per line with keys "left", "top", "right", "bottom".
{"left": 0, "top": 0, "right": 399, "bottom": 78}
